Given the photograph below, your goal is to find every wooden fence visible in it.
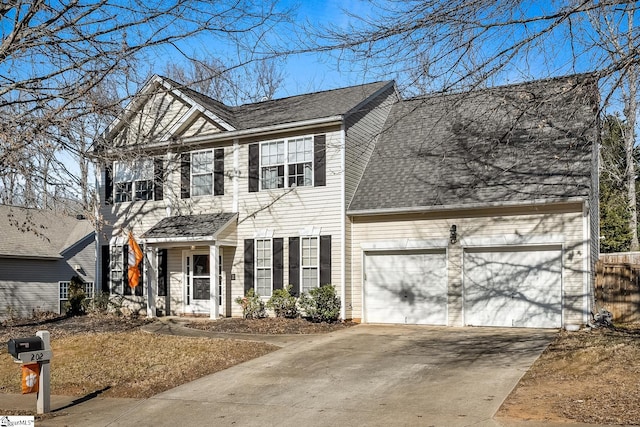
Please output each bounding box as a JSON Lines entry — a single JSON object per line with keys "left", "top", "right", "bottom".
{"left": 595, "top": 252, "right": 640, "bottom": 323}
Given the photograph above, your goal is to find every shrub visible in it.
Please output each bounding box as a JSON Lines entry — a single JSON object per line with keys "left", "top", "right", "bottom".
{"left": 65, "top": 275, "right": 87, "bottom": 316}
{"left": 235, "top": 289, "right": 267, "bottom": 319}
{"left": 299, "top": 284, "right": 341, "bottom": 323}
{"left": 267, "top": 285, "right": 299, "bottom": 318}
{"left": 87, "top": 292, "right": 112, "bottom": 315}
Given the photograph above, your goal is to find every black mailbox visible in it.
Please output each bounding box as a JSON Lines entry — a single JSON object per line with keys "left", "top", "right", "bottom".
{"left": 7, "top": 337, "right": 44, "bottom": 359}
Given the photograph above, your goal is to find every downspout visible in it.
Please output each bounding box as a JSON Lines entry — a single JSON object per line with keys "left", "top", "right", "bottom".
{"left": 340, "top": 124, "right": 347, "bottom": 321}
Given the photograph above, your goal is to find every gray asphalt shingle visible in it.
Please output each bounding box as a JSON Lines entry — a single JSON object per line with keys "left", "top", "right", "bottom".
{"left": 0, "top": 205, "right": 94, "bottom": 258}
{"left": 348, "top": 74, "right": 598, "bottom": 213}
{"left": 142, "top": 213, "right": 237, "bottom": 239}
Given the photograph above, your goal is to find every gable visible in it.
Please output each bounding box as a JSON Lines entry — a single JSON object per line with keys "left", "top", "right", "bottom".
{"left": 112, "top": 90, "right": 192, "bottom": 146}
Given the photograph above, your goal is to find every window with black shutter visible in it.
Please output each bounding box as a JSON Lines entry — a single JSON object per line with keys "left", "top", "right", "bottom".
{"left": 249, "top": 134, "right": 326, "bottom": 191}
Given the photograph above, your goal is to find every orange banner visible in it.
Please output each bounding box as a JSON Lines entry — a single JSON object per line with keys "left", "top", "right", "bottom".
{"left": 21, "top": 363, "right": 40, "bottom": 394}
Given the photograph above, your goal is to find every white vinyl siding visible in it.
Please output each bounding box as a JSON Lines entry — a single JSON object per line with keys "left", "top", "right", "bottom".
{"left": 112, "top": 91, "right": 191, "bottom": 146}
{"left": 351, "top": 203, "right": 586, "bottom": 326}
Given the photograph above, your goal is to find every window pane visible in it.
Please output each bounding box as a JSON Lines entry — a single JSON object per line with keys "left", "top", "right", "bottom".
{"left": 134, "top": 180, "right": 153, "bottom": 201}
{"left": 261, "top": 166, "right": 284, "bottom": 189}
{"left": 192, "top": 174, "right": 213, "bottom": 196}
{"left": 302, "top": 268, "right": 318, "bottom": 293}
{"left": 192, "top": 151, "right": 213, "bottom": 174}
{"left": 59, "top": 282, "right": 69, "bottom": 300}
{"left": 115, "top": 182, "right": 132, "bottom": 203}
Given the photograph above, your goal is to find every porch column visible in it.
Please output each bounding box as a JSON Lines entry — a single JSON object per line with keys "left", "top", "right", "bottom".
{"left": 210, "top": 244, "right": 219, "bottom": 319}
{"left": 146, "top": 246, "right": 157, "bottom": 318}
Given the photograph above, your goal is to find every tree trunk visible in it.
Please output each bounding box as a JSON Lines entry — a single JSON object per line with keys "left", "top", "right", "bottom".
{"left": 624, "top": 9, "right": 639, "bottom": 251}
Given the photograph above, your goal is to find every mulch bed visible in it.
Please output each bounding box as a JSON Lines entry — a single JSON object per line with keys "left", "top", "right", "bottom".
{"left": 185, "top": 317, "right": 357, "bottom": 334}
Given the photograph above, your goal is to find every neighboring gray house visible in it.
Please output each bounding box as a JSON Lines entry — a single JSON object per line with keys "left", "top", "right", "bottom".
{"left": 0, "top": 205, "right": 96, "bottom": 319}
{"left": 95, "top": 73, "right": 599, "bottom": 328}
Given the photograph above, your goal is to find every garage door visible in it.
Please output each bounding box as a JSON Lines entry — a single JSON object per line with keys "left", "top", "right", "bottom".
{"left": 364, "top": 250, "right": 447, "bottom": 325}
{"left": 463, "top": 246, "right": 562, "bottom": 328}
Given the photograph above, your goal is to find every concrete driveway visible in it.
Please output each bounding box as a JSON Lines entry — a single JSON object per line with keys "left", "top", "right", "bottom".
{"left": 72, "top": 324, "right": 554, "bottom": 427}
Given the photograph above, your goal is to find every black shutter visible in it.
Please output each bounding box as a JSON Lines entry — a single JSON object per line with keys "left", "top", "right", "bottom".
{"left": 123, "top": 245, "right": 131, "bottom": 295}
{"left": 214, "top": 148, "right": 224, "bottom": 196}
{"left": 244, "top": 239, "right": 254, "bottom": 294}
{"left": 289, "top": 237, "right": 300, "bottom": 296}
{"left": 101, "top": 245, "right": 110, "bottom": 294}
{"left": 314, "top": 134, "right": 326, "bottom": 187}
{"left": 157, "top": 249, "right": 167, "bottom": 297}
{"left": 180, "top": 153, "right": 190, "bottom": 199}
{"left": 248, "top": 143, "right": 259, "bottom": 192}
{"left": 135, "top": 244, "right": 144, "bottom": 297}
{"left": 273, "top": 238, "right": 283, "bottom": 290}
{"left": 320, "top": 235, "right": 332, "bottom": 286}
{"left": 154, "top": 158, "right": 164, "bottom": 201}
{"left": 105, "top": 164, "right": 113, "bottom": 205}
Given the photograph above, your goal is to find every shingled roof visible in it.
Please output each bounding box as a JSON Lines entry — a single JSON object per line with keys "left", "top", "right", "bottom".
{"left": 142, "top": 213, "right": 237, "bottom": 241}
{"left": 159, "top": 77, "right": 393, "bottom": 131}
{"left": 348, "top": 74, "right": 599, "bottom": 213}
{"left": 0, "top": 205, "right": 94, "bottom": 259}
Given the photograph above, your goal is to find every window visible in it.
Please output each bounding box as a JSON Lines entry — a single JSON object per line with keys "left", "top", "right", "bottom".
{"left": 301, "top": 237, "right": 319, "bottom": 293}
{"left": 191, "top": 150, "right": 214, "bottom": 196}
{"left": 110, "top": 245, "right": 124, "bottom": 293}
{"left": 113, "top": 158, "right": 157, "bottom": 202}
{"left": 181, "top": 149, "right": 224, "bottom": 198}
{"left": 59, "top": 281, "right": 95, "bottom": 301}
{"left": 287, "top": 137, "right": 313, "bottom": 187}
{"left": 260, "top": 136, "right": 312, "bottom": 190}
{"left": 288, "top": 234, "right": 330, "bottom": 296}
{"left": 255, "top": 239, "right": 272, "bottom": 296}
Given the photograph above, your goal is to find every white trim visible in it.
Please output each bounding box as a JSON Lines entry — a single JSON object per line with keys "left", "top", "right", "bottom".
{"left": 300, "top": 236, "right": 320, "bottom": 293}
{"left": 210, "top": 245, "right": 219, "bottom": 319}
{"left": 582, "top": 200, "right": 590, "bottom": 323}
{"left": 146, "top": 246, "right": 156, "bottom": 318}
{"left": 361, "top": 239, "right": 449, "bottom": 251}
{"left": 340, "top": 125, "right": 346, "bottom": 321}
{"left": 233, "top": 139, "right": 240, "bottom": 213}
{"left": 254, "top": 238, "right": 273, "bottom": 297}
{"left": 299, "top": 226, "right": 322, "bottom": 236}
{"left": 100, "top": 115, "right": 342, "bottom": 157}
{"left": 348, "top": 198, "right": 586, "bottom": 216}
{"left": 253, "top": 229, "right": 274, "bottom": 239}
{"left": 460, "top": 234, "right": 565, "bottom": 248}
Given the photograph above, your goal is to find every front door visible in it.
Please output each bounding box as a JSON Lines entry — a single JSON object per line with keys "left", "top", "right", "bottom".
{"left": 185, "top": 251, "right": 210, "bottom": 314}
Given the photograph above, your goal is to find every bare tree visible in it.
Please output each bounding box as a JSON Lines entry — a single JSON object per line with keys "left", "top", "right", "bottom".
{"left": 304, "top": 0, "right": 639, "bottom": 246}
{"left": 163, "top": 56, "right": 286, "bottom": 105}
{"left": 0, "top": 0, "right": 291, "bottom": 212}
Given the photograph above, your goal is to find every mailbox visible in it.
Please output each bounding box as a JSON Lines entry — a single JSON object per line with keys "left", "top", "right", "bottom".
{"left": 7, "top": 337, "right": 44, "bottom": 359}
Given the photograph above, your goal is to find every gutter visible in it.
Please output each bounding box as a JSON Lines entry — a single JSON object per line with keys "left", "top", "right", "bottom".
{"left": 347, "top": 197, "right": 587, "bottom": 217}
{"left": 99, "top": 116, "right": 344, "bottom": 156}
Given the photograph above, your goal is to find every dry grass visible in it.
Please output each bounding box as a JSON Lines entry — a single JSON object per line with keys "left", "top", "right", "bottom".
{"left": 0, "top": 316, "right": 277, "bottom": 402}
{"left": 498, "top": 323, "right": 640, "bottom": 425}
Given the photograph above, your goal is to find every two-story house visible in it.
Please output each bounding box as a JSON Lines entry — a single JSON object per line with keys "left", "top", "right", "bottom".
{"left": 95, "top": 73, "right": 599, "bottom": 328}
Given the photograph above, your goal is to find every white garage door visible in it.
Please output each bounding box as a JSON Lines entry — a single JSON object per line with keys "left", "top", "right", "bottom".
{"left": 463, "top": 246, "right": 562, "bottom": 328}
{"left": 364, "top": 250, "right": 447, "bottom": 325}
